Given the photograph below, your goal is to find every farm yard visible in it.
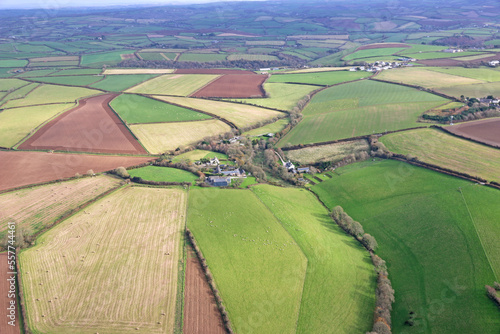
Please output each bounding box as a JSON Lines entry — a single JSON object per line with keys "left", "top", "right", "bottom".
{"left": 19, "top": 186, "right": 187, "bottom": 334}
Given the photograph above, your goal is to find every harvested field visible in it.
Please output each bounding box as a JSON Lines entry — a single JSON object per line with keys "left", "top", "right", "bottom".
{"left": 191, "top": 74, "right": 267, "bottom": 98}
{"left": 285, "top": 140, "right": 370, "bottom": 164}
{"left": 0, "top": 175, "right": 122, "bottom": 238}
{"left": 0, "top": 253, "right": 20, "bottom": 334}
{"left": 18, "top": 94, "right": 147, "bottom": 154}
{"left": 417, "top": 58, "right": 468, "bottom": 66}
{"left": 376, "top": 67, "right": 483, "bottom": 88}
{"left": 130, "top": 119, "right": 231, "bottom": 154}
{"left": 446, "top": 118, "right": 500, "bottom": 147}
{"left": 174, "top": 69, "right": 255, "bottom": 75}
{"left": 127, "top": 74, "right": 220, "bottom": 96}
{"left": 103, "top": 69, "right": 175, "bottom": 75}
{"left": 0, "top": 151, "right": 151, "bottom": 192}
{"left": 357, "top": 43, "right": 410, "bottom": 50}
{"left": 184, "top": 247, "right": 225, "bottom": 334}
{"left": 20, "top": 187, "right": 186, "bottom": 334}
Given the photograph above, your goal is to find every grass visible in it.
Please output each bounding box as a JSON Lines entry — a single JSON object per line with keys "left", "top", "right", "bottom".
{"left": 29, "top": 61, "right": 79, "bottom": 67}
{"left": 312, "top": 159, "right": 500, "bottom": 334}
{"left": 343, "top": 47, "right": 408, "bottom": 61}
{"left": 90, "top": 74, "right": 158, "bottom": 92}
{"left": 128, "top": 166, "right": 198, "bottom": 183}
{"left": 49, "top": 68, "right": 102, "bottom": 76}
{"left": 0, "top": 78, "right": 29, "bottom": 91}
{"left": 231, "top": 83, "right": 319, "bottom": 111}
{"left": 252, "top": 185, "right": 376, "bottom": 333}
{"left": 380, "top": 128, "right": 500, "bottom": 183}
{"left": 2, "top": 84, "right": 99, "bottom": 108}
{"left": 154, "top": 96, "right": 284, "bottom": 128}
{"left": 20, "top": 187, "right": 186, "bottom": 334}
{"left": 0, "top": 103, "right": 74, "bottom": 147}
{"left": 171, "top": 150, "right": 229, "bottom": 163}
{"left": 138, "top": 52, "right": 167, "bottom": 61}
{"left": 1, "top": 82, "right": 39, "bottom": 103}
{"left": 226, "top": 54, "right": 279, "bottom": 61}
{"left": 177, "top": 53, "right": 227, "bottom": 62}
{"left": 110, "top": 94, "right": 210, "bottom": 123}
{"left": 402, "top": 51, "right": 486, "bottom": 60}
{"left": 0, "top": 59, "right": 28, "bottom": 67}
{"left": 30, "top": 75, "right": 102, "bottom": 86}
{"left": 238, "top": 176, "right": 257, "bottom": 188}
{"left": 243, "top": 118, "right": 289, "bottom": 136}
{"left": 103, "top": 69, "right": 175, "bottom": 75}
{"left": 187, "top": 188, "right": 307, "bottom": 334}
{"left": 15, "top": 69, "right": 59, "bottom": 78}
{"left": 127, "top": 74, "right": 220, "bottom": 96}
{"left": 279, "top": 80, "right": 446, "bottom": 146}
{"left": 130, "top": 119, "right": 231, "bottom": 153}
{"left": 268, "top": 70, "right": 370, "bottom": 86}
{"left": 0, "top": 175, "right": 121, "bottom": 239}
{"left": 426, "top": 67, "right": 500, "bottom": 83}
{"left": 285, "top": 139, "right": 370, "bottom": 164}
{"left": 80, "top": 50, "right": 136, "bottom": 66}
{"left": 436, "top": 82, "right": 500, "bottom": 99}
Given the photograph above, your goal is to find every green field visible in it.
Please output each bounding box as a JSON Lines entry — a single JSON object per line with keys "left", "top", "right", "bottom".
{"left": 171, "top": 149, "right": 229, "bottom": 163}
{"left": 380, "top": 128, "right": 500, "bottom": 183}
{"left": 0, "top": 103, "right": 74, "bottom": 147}
{"left": 31, "top": 75, "right": 103, "bottom": 86}
{"left": 20, "top": 187, "right": 186, "bottom": 334}
{"left": 177, "top": 53, "right": 227, "bottom": 62}
{"left": 0, "top": 78, "right": 29, "bottom": 91}
{"left": 1, "top": 82, "right": 39, "bottom": 103}
{"left": 402, "top": 51, "right": 485, "bottom": 60}
{"left": 127, "top": 74, "right": 219, "bottom": 96}
{"left": 268, "top": 70, "right": 370, "bottom": 86}
{"left": 80, "top": 50, "right": 136, "bottom": 66}
{"left": 90, "top": 74, "right": 158, "bottom": 92}
{"left": 279, "top": 80, "right": 446, "bottom": 146}
{"left": 0, "top": 59, "right": 28, "bottom": 67}
{"left": 436, "top": 82, "right": 500, "bottom": 99}
{"left": 427, "top": 67, "right": 500, "bottom": 83}
{"left": 129, "top": 166, "right": 198, "bottom": 183}
{"left": 110, "top": 94, "right": 211, "bottom": 123}
{"left": 343, "top": 47, "right": 407, "bottom": 61}
{"left": 226, "top": 54, "right": 279, "bottom": 61}
{"left": 285, "top": 139, "right": 370, "bottom": 164}
{"left": 49, "top": 68, "right": 102, "bottom": 76}
{"left": 15, "top": 69, "right": 59, "bottom": 77}
{"left": 243, "top": 118, "right": 289, "bottom": 136}
{"left": 138, "top": 52, "right": 167, "bottom": 61}
{"left": 312, "top": 159, "right": 500, "bottom": 334}
{"left": 187, "top": 188, "right": 307, "bottom": 334}
{"left": 231, "top": 83, "right": 319, "bottom": 111}
{"left": 252, "top": 185, "right": 376, "bottom": 333}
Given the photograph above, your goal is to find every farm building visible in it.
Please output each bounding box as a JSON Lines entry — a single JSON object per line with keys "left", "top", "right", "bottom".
{"left": 297, "top": 167, "right": 310, "bottom": 173}
{"left": 215, "top": 165, "right": 246, "bottom": 176}
{"left": 207, "top": 176, "right": 231, "bottom": 187}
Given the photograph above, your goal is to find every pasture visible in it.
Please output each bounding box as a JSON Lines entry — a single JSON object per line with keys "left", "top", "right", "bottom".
{"left": 80, "top": 50, "right": 136, "bottom": 66}
{"left": 268, "top": 70, "right": 369, "bottom": 86}
{"left": 285, "top": 139, "right": 370, "bottom": 164}
{"left": 128, "top": 166, "right": 198, "bottom": 183}
{"left": 0, "top": 175, "right": 122, "bottom": 239}
{"left": 0, "top": 103, "right": 74, "bottom": 147}
{"left": 127, "top": 74, "right": 220, "bottom": 96}
{"left": 90, "top": 74, "right": 158, "bottom": 92}
{"left": 30, "top": 75, "right": 102, "bottom": 87}
{"left": 243, "top": 118, "right": 289, "bottom": 136}
{"left": 103, "top": 69, "right": 175, "bottom": 75}
{"left": 171, "top": 150, "right": 229, "bottom": 163}
{"left": 177, "top": 53, "right": 228, "bottom": 62}
{"left": 1, "top": 82, "right": 40, "bottom": 104}
{"left": 380, "top": 128, "right": 500, "bottom": 183}
{"left": 252, "top": 185, "right": 376, "bottom": 333}
{"left": 187, "top": 188, "right": 307, "bottom": 334}
{"left": 110, "top": 94, "right": 211, "bottom": 123}
{"left": 155, "top": 96, "right": 283, "bottom": 128}
{"left": 377, "top": 67, "right": 483, "bottom": 88}
{"left": 20, "top": 186, "right": 187, "bottom": 334}
{"left": 343, "top": 47, "right": 407, "bottom": 61}
{"left": 312, "top": 159, "right": 500, "bottom": 334}
{"left": 427, "top": 67, "right": 500, "bottom": 82}
{"left": 130, "top": 119, "right": 231, "bottom": 153}
{"left": 226, "top": 54, "right": 279, "bottom": 61}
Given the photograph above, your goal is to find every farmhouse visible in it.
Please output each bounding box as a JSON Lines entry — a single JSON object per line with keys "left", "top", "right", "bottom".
{"left": 209, "top": 156, "right": 219, "bottom": 165}
{"left": 443, "top": 48, "right": 463, "bottom": 53}
{"left": 297, "top": 167, "right": 310, "bottom": 173}
{"left": 489, "top": 60, "right": 499, "bottom": 67}
{"left": 215, "top": 165, "right": 246, "bottom": 176}
{"left": 207, "top": 176, "right": 231, "bottom": 187}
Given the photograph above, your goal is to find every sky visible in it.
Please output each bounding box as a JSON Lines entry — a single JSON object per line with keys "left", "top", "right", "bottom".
{"left": 0, "top": 0, "right": 264, "bottom": 9}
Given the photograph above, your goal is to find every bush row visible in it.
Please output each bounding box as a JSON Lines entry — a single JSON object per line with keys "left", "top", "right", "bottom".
{"left": 330, "top": 206, "right": 378, "bottom": 251}
{"left": 185, "top": 229, "right": 234, "bottom": 333}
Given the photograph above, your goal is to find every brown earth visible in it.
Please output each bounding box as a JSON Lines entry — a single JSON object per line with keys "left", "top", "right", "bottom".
{"left": 191, "top": 74, "right": 267, "bottom": 98}
{"left": 18, "top": 94, "right": 147, "bottom": 154}
{"left": 357, "top": 43, "right": 410, "bottom": 50}
{"left": 446, "top": 118, "right": 500, "bottom": 147}
{"left": 418, "top": 53, "right": 500, "bottom": 66}
{"left": 0, "top": 151, "right": 152, "bottom": 192}
{"left": 175, "top": 69, "right": 256, "bottom": 75}
{"left": 0, "top": 253, "right": 20, "bottom": 334}
{"left": 184, "top": 247, "right": 225, "bottom": 334}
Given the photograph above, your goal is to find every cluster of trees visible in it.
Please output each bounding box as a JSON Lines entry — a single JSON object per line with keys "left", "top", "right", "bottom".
{"left": 423, "top": 100, "right": 500, "bottom": 123}
{"left": 369, "top": 136, "right": 392, "bottom": 158}
{"left": 0, "top": 225, "right": 34, "bottom": 251}
{"left": 369, "top": 254, "right": 395, "bottom": 334}
{"left": 330, "top": 206, "right": 378, "bottom": 252}
{"left": 486, "top": 282, "right": 500, "bottom": 308}
{"left": 432, "top": 35, "right": 483, "bottom": 48}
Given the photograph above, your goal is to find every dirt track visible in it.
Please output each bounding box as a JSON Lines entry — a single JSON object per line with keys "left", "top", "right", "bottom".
{"left": 191, "top": 74, "right": 267, "bottom": 98}
{"left": 184, "top": 248, "right": 225, "bottom": 334}
{"left": 0, "top": 151, "right": 151, "bottom": 192}
{"left": 446, "top": 118, "right": 500, "bottom": 147}
{"left": 0, "top": 253, "right": 20, "bottom": 334}
{"left": 175, "top": 69, "right": 256, "bottom": 75}
{"left": 18, "top": 94, "right": 147, "bottom": 154}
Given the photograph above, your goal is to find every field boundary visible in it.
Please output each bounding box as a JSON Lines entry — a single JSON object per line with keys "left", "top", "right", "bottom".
{"left": 15, "top": 250, "right": 29, "bottom": 334}
{"left": 187, "top": 74, "right": 223, "bottom": 97}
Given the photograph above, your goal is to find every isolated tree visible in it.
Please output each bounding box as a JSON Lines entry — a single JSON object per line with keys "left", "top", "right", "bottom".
{"left": 86, "top": 169, "right": 95, "bottom": 176}
{"left": 114, "top": 167, "right": 129, "bottom": 178}
{"left": 362, "top": 233, "right": 378, "bottom": 251}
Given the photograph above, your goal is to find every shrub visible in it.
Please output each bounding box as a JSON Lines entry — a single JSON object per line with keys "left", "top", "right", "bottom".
{"left": 114, "top": 166, "right": 130, "bottom": 178}
{"left": 362, "top": 233, "right": 378, "bottom": 252}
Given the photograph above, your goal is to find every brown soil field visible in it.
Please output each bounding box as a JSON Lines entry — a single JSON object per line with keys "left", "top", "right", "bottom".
{"left": 418, "top": 54, "right": 499, "bottom": 66}
{"left": 29, "top": 56, "right": 79, "bottom": 62}
{"left": 0, "top": 151, "right": 151, "bottom": 192}
{"left": 446, "top": 118, "right": 500, "bottom": 147}
{"left": 18, "top": 94, "right": 147, "bottom": 154}
{"left": 358, "top": 43, "right": 410, "bottom": 50}
{"left": 121, "top": 53, "right": 137, "bottom": 60}
{"left": 175, "top": 69, "right": 256, "bottom": 75}
{"left": 0, "top": 253, "right": 20, "bottom": 334}
{"left": 191, "top": 74, "right": 267, "bottom": 98}
{"left": 184, "top": 247, "right": 225, "bottom": 334}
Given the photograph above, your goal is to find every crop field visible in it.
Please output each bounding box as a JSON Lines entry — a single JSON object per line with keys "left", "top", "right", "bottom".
{"left": 138, "top": 52, "right": 167, "bottom": 60}
{"left": 312, "top": 159, "right": 500, "bottom": 334}
{"left": 231, "top": 83, "right": 319, "bottom": 111}
{"left": 110, "top": 94, "right": 211, "bottom": 123}
{"left": 128, "top": 166, "right": 198, "bottom": 183}
{"left": 285, "top": 139, "right": 370, "bottom": 164}
{"left": 376, "top": 67, "right": 483, "bottom": 88}
{"left": 127, "top": 74, "right": 220, "bottom": 96}
{"left": 402, "top": 51, "right": 485, "bottom": 60}
{"left": 454, "top": 53, "right": 496, "bottom": 61}
{"left": 102, "top": 69, "right": 175, "bottom": 75}
{"left": 0, "top": 151, "right": 151, "bottom": 192}
{"left": 243, "top": 118, "right": 289, "bottom": 136}
{"left": 279, "top": 80, "right": 446, "bottom": 146}
{"left": 2, "top": 84, "right": 99, "bottom": 109}
{"left": 0, "top": 82, "right": 40, "bottom": 104}
{"left": 0, "top": 175, "right": 122, "bottom": 238}
{"left": 427, "top": 67, "right": 500, "bottom": 82}
{"left": 89, "top": 74, "right": 158, "bottom": 92}
{"left": 0, "top": 103, "right": 74, "bottom": 147}
{"left": 20, "top": 186, "right": 187, "bottom": 334}
{"left": 19, "top": 94, "right": 147, "bottom": 154}
{"left": 283, "top": 67, "right": 350, "bottom": 74}
{"left": 191, "top": 74, "right": 267, "bottom": 98}
{"left": 177, "top": 53, "right": 228, "bottom": 62}
{"left": 187, "top": 188, "right": 307, "bottom": 334}
{"left": 436, "top": 81, "right": 500, "bottom": 99}
{"left": 252, "top": 185, "right": 375, "bottom": 333}
{"left": 446, "top": 118, "right": 500, "bottom": 147}
{"left": 0, "top": 78, "right": 31, "bottom": 91}
{"left": 0, "top": 253, "right": 20, "bottom": 334}
{"left": 154, "top": 96, "right": 283, "bottom": 128}
{"left": 130, "top": 119, "right": 231, "bottom": 153}
{"left": 30, "top": 75, "right": 103, "bottom": 86}
{"left": 380, "top": 128, "right": 500, "bottom": 182}
{"left": 268, "top": 70, "right": 369, "bottom": 85}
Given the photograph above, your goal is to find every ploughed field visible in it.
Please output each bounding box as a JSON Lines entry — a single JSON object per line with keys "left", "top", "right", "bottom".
{"left": 191, "top": 74, "right": 267, "bottom": 98}
{"left": 446, "top": 118, "right": 500, "bottom": 147}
